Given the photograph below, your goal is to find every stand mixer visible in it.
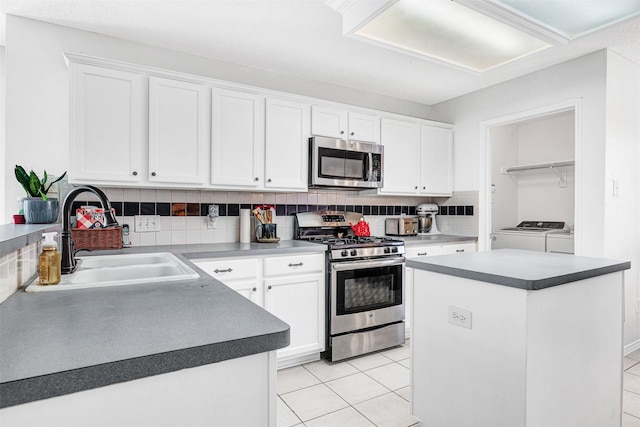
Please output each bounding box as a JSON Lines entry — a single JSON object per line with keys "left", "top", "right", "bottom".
{"left": 416, "top": 204, "right": 441, "bottom": 235}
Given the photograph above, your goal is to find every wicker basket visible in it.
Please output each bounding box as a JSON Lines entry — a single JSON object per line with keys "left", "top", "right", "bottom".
{"left": 72, "top": 227, "right": 123, "bottom": 250}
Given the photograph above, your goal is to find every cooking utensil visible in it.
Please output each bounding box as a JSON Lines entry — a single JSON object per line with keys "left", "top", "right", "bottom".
{"left": 252, "top": 208, "right": 265, "bottom": 224}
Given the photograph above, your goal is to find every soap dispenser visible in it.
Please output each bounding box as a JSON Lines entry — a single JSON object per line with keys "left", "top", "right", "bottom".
{"left": 39, "top": 232, "right": 61, "bottom": 285}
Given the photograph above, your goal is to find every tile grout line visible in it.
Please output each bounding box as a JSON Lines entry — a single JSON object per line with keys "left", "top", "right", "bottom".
{"left": 279, "top": 361, "right": 412, "bottom": 427}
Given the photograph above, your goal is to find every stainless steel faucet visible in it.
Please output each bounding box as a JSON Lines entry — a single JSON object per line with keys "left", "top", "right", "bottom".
{"left": 61, "top": 185, "right": 119, "bottom": 274}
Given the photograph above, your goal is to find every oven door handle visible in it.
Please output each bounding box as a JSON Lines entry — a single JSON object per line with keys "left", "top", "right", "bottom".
{"left": 331, "top": 257, "right": 405, "bottom": 271}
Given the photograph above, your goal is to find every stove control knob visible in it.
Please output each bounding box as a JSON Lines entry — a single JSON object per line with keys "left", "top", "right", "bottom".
{"left": 350, "top": 250, "right": 358, "bottom": 256}
{"left": 391, "top": 247, "right": 398, "bottom": 253}
{"left": 341, "top": 250, "right": 348, "bottom": 257}
{"left": 384, "top": 247, "right": 391, "bottom": 254}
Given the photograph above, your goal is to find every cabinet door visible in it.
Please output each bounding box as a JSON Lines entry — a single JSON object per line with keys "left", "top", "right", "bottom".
{"left": 348, "top": 112, "right": 380, "bottom": 143}
{"left": 420, "top": 125, "right": 453, "bottom": 196}
{"left": 70, "top": 64, "right": 145, "bottom": 183}
{"left": 380, "top": 117, "right": 420, "bottom": 195}
{"left": 265, "top": 98, "right": 310, "bottom": 191}
{"left": 405, "top": 266, "right": 414, "bottom": 339}
{"left": 211, "top": 89, "right": 264, "bottom": 187}
{"left": 311, "top": 105, "right": 347, "bottom": 138}
{"left": 264, "top": 273, "right": 325, "bottom": 361}
{"left": 225, "top": 280, "right": 263, "bottom": 307}
{"left": 404, "top": 245, "right": 442, "bottom": 338}
{"left": 149, "top": 77, "right": 208, "bottom": 185}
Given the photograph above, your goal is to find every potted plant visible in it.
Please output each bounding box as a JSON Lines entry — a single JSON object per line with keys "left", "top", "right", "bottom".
{"left": 15, "top": 165, "right": 67, "bottom": 224}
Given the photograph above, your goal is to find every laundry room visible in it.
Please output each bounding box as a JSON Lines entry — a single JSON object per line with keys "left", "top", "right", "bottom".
{"left": 490, "top": 109, "right": 576, "bottom": 253}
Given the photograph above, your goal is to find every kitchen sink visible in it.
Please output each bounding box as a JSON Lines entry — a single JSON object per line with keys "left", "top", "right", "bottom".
{"left": 26, "top": 252, "right": 199, "bottom": 292}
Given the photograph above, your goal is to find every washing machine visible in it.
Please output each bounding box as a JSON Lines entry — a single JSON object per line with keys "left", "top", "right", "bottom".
{"left": 491, "top": 221, "right": 568, "bottom": 252}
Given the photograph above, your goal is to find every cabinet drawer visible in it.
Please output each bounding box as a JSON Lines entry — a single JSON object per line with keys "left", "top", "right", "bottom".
{"left": 441, "top": 242, "right": 476, "bottom": 254}
{"left": 405, "top": 245, "right": 442, "bottom": 259}
{"left": 194, "top": 258, "right": 259, "bottom": 281}
{"left": 264, "top": 254, "right": 324, "bottom": 277}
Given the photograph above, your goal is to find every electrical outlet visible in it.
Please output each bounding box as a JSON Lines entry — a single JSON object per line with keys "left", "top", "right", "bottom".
{"left": 134, "top": 215, "right": 160, "bottom": 232}
{"left": 207, "top": 205, "right": 219, "bottom": 229}
{"left": 448, "top": 306, "right": 472, "bottom": 329}
{"left": 207, "top": 216, "right": 217, "bottom": 229}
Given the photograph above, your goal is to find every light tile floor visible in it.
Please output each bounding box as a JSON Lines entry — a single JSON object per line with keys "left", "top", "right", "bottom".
{"left": 277, "top": 340, "right": 419, "bottom": 427}
{"left": 280, "top": 341, "right": 640, "bottom": 427}
{"left": 625, "top": 349, "right": 640, "bottom": 426}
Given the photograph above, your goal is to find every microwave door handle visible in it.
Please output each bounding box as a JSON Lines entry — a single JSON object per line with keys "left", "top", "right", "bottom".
{"left": 364, "top": 153, "right": 372, "bottom": 181}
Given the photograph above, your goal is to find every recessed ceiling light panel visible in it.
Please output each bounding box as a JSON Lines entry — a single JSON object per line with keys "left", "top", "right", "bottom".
{"left": 491, "top": 0, "right": 640, "bottom": 38}
{"left": 351, "top": 0, "right": 552, "bottom": 72}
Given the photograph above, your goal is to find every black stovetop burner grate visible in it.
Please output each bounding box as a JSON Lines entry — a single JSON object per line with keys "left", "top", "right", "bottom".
{"left": 307, "top": 235, "right": 403, "bottom": 247}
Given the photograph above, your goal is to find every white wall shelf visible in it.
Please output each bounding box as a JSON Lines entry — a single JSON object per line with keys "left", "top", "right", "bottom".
{"left": 501, "top": 160, "right": 574, "bottom": 187}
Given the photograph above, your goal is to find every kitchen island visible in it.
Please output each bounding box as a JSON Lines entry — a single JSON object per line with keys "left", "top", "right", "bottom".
{"left": 0, "top": 241, "right": 325, "bottom": 427}
{"left": 408, "top": 249, "right": 630, "bottom": 427}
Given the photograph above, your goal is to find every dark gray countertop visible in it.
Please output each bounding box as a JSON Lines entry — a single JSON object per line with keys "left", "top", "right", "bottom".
{"left": 394, "top": 234, "right": 477, "bottom": 246}
{"left": 0, "top": 241, "right": 325, "bottom": 409}
{"left": 407, "top": 249, "right": 630, "bottom": 290}
{"left": 0, "top": 223, "right": 60, "bottom": 257}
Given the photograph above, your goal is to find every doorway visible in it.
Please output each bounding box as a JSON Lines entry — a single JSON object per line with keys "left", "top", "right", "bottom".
{"left": 477, "top": 99, "right": 583, "bottom": 253}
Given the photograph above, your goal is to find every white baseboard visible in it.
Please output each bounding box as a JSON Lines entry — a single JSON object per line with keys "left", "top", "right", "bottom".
{"left": 625, "top": 339, "right": 640, "bottom": 356}
{"left": 276, "top": 353, "right": 320, "bottom": 370}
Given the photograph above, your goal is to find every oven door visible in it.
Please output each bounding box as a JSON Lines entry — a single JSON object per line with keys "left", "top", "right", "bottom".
{"left": 330, "top": 257, "right": 404, "bottom": 335}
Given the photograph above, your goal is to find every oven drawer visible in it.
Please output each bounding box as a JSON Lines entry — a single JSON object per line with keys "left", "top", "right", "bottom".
{"left": 330, "top": 322, "right": 405, "bottom": 362}
{"left": 194, "top": 258, "right": 259, "bottom": 281}
{"left": 264, "top": 253, "right": 324, "bottom": 277}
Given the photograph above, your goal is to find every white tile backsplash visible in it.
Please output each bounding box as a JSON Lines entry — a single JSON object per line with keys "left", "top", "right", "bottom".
{"left": 101, "top": 187, "right": 477, "bottom": 247}
{"left": 0, "top": 240, "right": 41, "bottom": 304}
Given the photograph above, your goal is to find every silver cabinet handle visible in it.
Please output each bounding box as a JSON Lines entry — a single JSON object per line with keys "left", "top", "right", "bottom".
{"left": 417, "top": 252, "right": 427, "bottom": 256}
{"left": 456, "top": 249, "right": 465, "bottom": 253}
{"left": 214, "top": 268, "right": 233, "bottom": 273}
{"left": 288, "top": 262, "right": 304, "bottom": 267}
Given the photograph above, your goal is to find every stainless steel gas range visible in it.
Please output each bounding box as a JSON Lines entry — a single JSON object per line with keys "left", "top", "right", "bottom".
{"left": 295, "top": 211, "right": 406, "bottom": 362}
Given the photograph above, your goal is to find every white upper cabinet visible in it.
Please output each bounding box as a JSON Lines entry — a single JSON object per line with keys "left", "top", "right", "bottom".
{"left": 348, "top": 111, "right": 381, "bottom": 143}
{"left": 311, "top": 105, "right": 347, "bottom": 139}
{"left": 265, "top": 98, "right": 311, "bottom": 191}
{"left": 379, "top": 117, "right": 421, "bottom": 194}
{"left": 311, "top": 106, "right": 380, "bottom": 143}
{"left": 211, "top": 88, "right": 265, "bottom": 188}
{"left": 420, "top": 125, "right": 453, "bottom": 196}
{"left": 66, "top": 55, "right": 452, "bottom": 193}
{"left": 69, "top": 64, "right": 146, "bottom": 183}
{"left": 149, "top": 77, "right": 208, "bottom": 185}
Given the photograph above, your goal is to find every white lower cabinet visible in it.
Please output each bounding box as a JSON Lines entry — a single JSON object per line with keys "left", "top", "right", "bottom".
{"left": 194, "top": 253, "right": 325, "bottom": 368}
{"left": 404, "top": 245, "right": 443, "bottom": 338}
{"left": 264, "top": 274, "right": 324, "bottom": 365}
{"left": 0, "top": 352, "right": 277, "bottom": 427}
{"left": 405, "top": 242, "right": 475, "bottom": 337}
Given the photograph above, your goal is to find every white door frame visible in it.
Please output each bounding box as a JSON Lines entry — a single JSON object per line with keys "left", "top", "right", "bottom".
{"left": 477, "top": 99, "right": 583, "bottom": 253}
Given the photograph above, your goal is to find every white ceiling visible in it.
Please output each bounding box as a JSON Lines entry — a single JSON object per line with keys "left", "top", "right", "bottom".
{"left": 1, "top": 0, "right": 639, "bottom": 105}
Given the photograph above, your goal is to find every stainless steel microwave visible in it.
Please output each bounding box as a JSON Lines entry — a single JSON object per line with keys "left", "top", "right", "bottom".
{"left": 308, "top": 136, "right": 383, "bottom": 189}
